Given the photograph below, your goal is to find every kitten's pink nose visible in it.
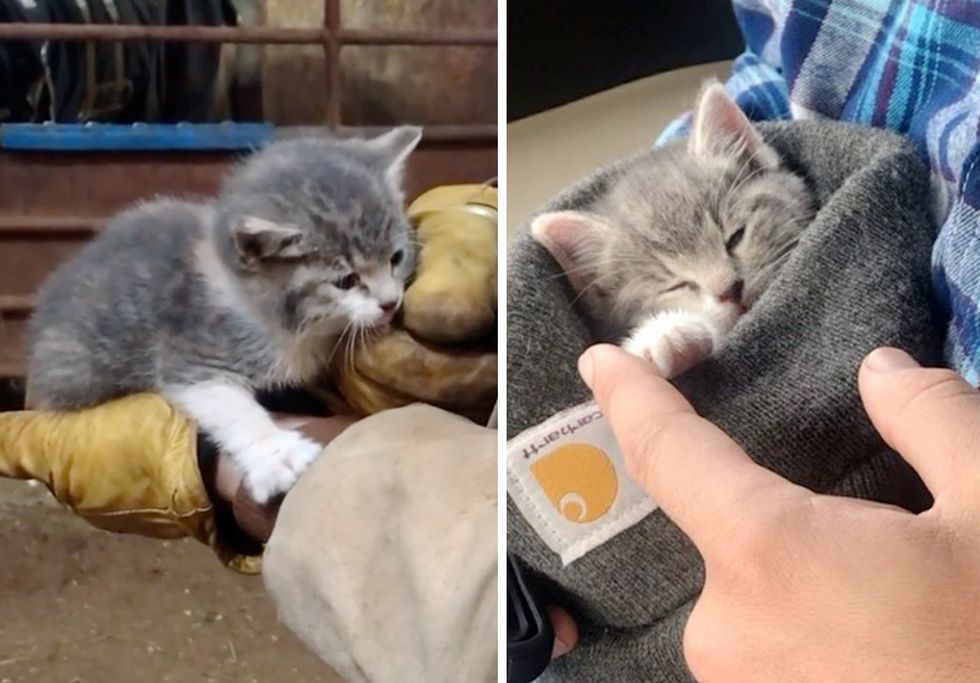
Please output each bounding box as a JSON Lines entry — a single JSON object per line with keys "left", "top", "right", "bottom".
{"left": 718, "top": 279, "right": 744, "bottom": 305}
{"left": 379, "top": 300, "right": 399, "bottom": 314}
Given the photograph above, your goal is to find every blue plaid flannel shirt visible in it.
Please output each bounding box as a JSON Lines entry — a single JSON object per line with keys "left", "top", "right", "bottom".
{"left": 659, "top": 0, "right": 980, "bottom": 384}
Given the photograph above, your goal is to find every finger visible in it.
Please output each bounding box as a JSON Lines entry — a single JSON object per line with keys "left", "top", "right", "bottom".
{"left": 579, "top": 344, "right": 798, "bottom": 553}
{"left": 859, "top": 347, "right": 980, "bottom": 498}
{"left": 547, "top": 606, "right": 578, "bottom": 660}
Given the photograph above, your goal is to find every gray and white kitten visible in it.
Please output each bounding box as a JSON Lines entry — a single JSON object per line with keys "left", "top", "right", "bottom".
{"left": 27, "top": 126, "right": 421, "bottom": 503}
{"left": 532, "top": 84, "right": 815, "bottom": 377}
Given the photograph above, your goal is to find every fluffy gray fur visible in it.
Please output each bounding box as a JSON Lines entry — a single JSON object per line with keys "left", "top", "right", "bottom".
{"left": 532, "top": 84, "right": 815, "bottom": 376}
{"left": 27, "top": 126, "right": 421, "bottom": 502}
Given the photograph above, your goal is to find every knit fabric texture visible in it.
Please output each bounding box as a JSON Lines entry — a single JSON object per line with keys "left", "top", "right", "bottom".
{"left": 506, "top": 121, "right": 945, "bottom": 681}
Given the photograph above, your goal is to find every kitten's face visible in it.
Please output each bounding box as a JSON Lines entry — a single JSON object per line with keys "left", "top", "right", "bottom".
{"left": 533, "top": 84, "right": 814, "bottom": 330}
{"left": 217, "top": 127, "right": 421, "bottom": 335}
{"left": 591, "top": 148, "right": 812, "bottom": 327}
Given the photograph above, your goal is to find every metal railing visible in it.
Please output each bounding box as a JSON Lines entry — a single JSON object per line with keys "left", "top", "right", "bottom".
{"left": 0, "top": 0, "right": 497, "bottom": 138}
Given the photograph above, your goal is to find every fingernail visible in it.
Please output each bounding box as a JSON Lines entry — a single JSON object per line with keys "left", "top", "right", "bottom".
{"left": 551, "top": 635, "right": 572, "bottom": 660}
{"left": 578, "top": 349, "right": 595, "bottom": 388}
{"left": 864, "top": 347, "right": 920, "bottom": 373}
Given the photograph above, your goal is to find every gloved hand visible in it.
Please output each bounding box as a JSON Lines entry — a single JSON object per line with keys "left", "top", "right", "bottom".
{"left": 329, "top": 183, "right": 498, "bottom": 424}
{"left": 0, "top": 393, "right": 353, "bottom": 573}
{"left": 0, "top": 394, "right": 254, "bottom": 564}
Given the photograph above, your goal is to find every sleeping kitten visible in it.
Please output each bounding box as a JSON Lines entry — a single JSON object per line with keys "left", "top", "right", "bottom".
{"left": 532, "top": 84, "right": 815, "bottom": 378}
{"left": 27, "top": 126, "right": 421, "bottom": 503}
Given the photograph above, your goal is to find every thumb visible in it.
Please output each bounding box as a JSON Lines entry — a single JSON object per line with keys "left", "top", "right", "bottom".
{"left": 581, "top": 344, "right": 794, "bottom": 554}
{"left": 858, "top": 347, "right": 980, "bottom": 501}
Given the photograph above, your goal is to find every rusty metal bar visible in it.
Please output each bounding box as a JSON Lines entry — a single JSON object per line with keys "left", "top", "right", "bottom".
{"left": 337, "top": 124, "right": 498, "bottom": 142}
{"left": 0, "top": 23, "right": 497, "bottom": 46}
{"left": 273, "top": 123, "right": 497, "bottom": 143}
{"left": 0, "top": 295, "right": 33, "bottom": 314}
{"left": 0, "top": 217, "right": 99, "bottom": 236}
{"left": 323, "top": 0, "right": 342, "bottom": 128}
{"left": 0, "top": 365, "right": 25, "bottom": 379}
{"left": 341, "top": 27, "right": 495, "bottom": 46}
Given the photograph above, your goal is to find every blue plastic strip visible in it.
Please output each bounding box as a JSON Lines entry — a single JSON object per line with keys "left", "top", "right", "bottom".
{"left": 0, "top": 122, "right": 276, "bottom": 151}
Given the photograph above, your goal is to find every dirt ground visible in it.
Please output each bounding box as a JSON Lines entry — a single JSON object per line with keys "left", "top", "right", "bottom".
{"left": 0, "top": 478, "right": 343, "bottom": 683}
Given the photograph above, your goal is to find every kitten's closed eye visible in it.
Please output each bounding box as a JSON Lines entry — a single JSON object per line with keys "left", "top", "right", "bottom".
{"left": 662, "top": 281, "right": 698, "bottom": 295}
{"left": 726, "top": 227, "right": 746, "bottom": 252}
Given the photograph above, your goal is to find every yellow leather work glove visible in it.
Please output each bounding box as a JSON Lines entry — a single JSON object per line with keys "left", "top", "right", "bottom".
{"left": 329, "top": 183, "right": 498, "bottom": 424}
{"left": 0, "top": 393, "right": 260, "bottom": 573}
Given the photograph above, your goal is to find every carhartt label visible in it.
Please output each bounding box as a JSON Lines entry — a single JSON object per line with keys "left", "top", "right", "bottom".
{"left": 508, "top": 400, "right": 657, "bottom": 565}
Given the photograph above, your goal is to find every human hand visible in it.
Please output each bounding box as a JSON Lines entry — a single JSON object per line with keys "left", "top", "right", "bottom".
{"left": 572, "top": 344, "right": 980, "bottom": 682}
{"left": 211, "top": 414, "right": 355, "bottom": 541}
{"left": 547, "top": 606, "right": 578, "bottom": 660}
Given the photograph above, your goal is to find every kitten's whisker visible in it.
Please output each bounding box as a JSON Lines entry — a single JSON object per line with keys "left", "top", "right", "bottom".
{"left": 752, "top": 242, "right": 800, "bottom": 286}
{"left": 567, "top": 274, "right": 614, "bottom": 307}
{"left": 340, "top": 327, "right": 357, "bottom": 372}
{"left": 534, "top": 257, "right": 652, "bottom": 285}
{"left": 724, "top": 150, "right": 759, "bottom": 209}
{"left": 722, "top": 165, "right": 770, "bottom": 213}
{"left": 346, "top": 326, "right": 358, "bottom": 377}
{"left": 347, "top": 329, "right": 354, "bottom": 376}
{"left": 764, "top": 236, "right": 802, "bottom": 262}
{"left": 352, "top": 326, "right": 363, "bottom": 374}
{"left": 325, "top": 321, "right": 355, "bottom": 369}
{"left": 533, "top": 269, "right": 620, "bottom": 290}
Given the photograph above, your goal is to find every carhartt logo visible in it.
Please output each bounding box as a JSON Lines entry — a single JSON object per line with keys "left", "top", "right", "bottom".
{"left": 508, "top": 400, "right": 658, "bottom": 565}
{"left": 530, "top": 443, "right": 618, "bottom": 523}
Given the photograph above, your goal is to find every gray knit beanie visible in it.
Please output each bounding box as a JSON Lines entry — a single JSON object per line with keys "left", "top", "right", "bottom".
{"left": 507, "top": 121, "right": 944, "bottom": 681}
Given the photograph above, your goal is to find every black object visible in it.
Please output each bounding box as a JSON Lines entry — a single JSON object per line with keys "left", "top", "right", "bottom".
{"left": 256, "top": 386, "right": 331, "bottom": 417}
{"left": 0, "top": 0, "right": 236, "bottom": 124}
{"left": 196, "top": 431, "right": 265, "bottom": 557}
{"left": 0, "top": 378, "right": 25, "bottom": 411}
{"left": 507, "top": 553, "right": 554, "bottom": 683}
{"left": 508, "top": 0, "right": 744, "bottom": 120}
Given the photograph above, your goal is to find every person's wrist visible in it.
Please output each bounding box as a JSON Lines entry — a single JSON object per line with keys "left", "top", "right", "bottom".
{"left": 213, "top": 452, "right": 244, "bottom": 501}
{"left": 207, "top": 415, "right": 358, "bottom": 542}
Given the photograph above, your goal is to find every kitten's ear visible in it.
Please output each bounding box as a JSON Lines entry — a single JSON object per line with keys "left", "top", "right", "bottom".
{"left": 688, "top": 82, "right": 779, "bottom": 168}
{"left": 361, "top": 125, "right": 423, "bottom": 189}
{"left": 530, "top": 211, "right": 606, "bottom": 293}
{"left": 231, "top": 216, "right": 306, "bottom": 266}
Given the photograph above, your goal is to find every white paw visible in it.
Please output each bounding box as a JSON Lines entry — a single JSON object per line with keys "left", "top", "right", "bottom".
{"left": 238, "top": 430, "right": 323, "bottom": 504}
{"left": 623, "top": 310, "right": 724, "bottom": 378}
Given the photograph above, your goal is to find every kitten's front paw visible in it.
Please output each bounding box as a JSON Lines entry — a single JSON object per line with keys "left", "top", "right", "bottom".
{"left": 623, "top": 311, "right": 720, "bottom": 378}
{"left": 239, "top": 430, "right": 323, "bottom": 504}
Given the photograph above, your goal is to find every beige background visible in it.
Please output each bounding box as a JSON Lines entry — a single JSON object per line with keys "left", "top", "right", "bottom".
{"left": 506, "top": 61, "right": 732, "bottom": 239}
